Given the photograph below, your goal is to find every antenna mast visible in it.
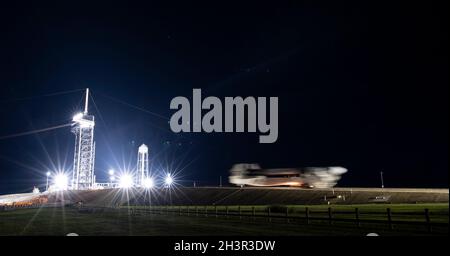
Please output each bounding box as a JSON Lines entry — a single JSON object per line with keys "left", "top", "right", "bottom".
{"left": 84, "top": 88, "right": 89, "bottom": 114}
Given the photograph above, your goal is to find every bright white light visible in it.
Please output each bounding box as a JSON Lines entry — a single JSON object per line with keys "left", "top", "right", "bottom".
{"left": 143, "top": 177, "right": 154, "bottom": 189}
{"left": 54, "top": 173, "right": 68, "bottom": 190}
{"left": 119, "top": 174, "right": 133, "bottom": 188}
{"left": 165, "top": 174, "right": 173, "bottom": 186}
{"left": 108, "top": 169, "right": 115, "bottom": 176}
{"left": 110, "top": 176, "right": 115, "bottom": 181}
{"left": 73, "top": 112, "right": 83, "bottom": 121}
{"left": 46, "top": 171, "right": 51, "bottom": 177}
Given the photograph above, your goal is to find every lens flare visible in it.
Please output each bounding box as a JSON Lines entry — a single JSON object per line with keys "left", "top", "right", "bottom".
{"left": 54, "top": 173, "right": 68, "bottom": 190}
{"left": 165, "top": 174, "right": 173, "bottom": 186}
{"left": 72, "top": 112, "right": 83, "bottom": 121}
{"left": 119, "top": 174, "right": 133, "bottom": 188}
{"left": 143, "top": 177, "right": 154, "bottom": 189}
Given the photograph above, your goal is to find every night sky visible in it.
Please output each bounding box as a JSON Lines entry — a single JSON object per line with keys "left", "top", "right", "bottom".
{"left": 0, "top": 2, "right": 448, "bottom": 194}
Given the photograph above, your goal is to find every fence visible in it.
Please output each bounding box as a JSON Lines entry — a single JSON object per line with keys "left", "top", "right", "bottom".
{"left": 2, "top": 203, "right": 447, "bottom": 233}
{"left": 0, "top": 203, "right": 55, "bottom": 211}
{"left": 116, "top": 205, "right": 448, "bottom": 233}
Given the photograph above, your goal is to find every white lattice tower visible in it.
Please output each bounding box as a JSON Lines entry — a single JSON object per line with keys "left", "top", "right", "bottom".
{"left": 71, "top": 88, "right": 96, "bottom": 190}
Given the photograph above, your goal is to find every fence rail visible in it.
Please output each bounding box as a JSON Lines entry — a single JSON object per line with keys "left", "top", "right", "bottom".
{"left": 110, "top": 205, "right": 448, "bottom": 233}
{"left": 0, "top": 204, "right": 52, "bottom": 211}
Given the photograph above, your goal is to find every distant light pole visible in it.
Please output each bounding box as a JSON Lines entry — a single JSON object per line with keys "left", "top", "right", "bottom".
{"left": 380, "top": 171, "right": 385, "bottom": 189}
{"left": 46, "top": 171, "right": 51, "bottom": 191}
{"left": 219, "top": 176, "right": 222, "bottom": 187}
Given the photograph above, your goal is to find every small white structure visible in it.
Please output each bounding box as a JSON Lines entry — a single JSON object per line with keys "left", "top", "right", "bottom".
{"left": 32, "top": 187, "right": 40, "bottom": 194}
{"left": 137, "top": 144, "right": 149, "bottom": 186}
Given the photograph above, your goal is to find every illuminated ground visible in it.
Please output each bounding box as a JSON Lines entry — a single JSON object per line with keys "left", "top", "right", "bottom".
{"left": 0, "top": 204, "right": 447, "bottom": 236}
{"left": 47, "top": 187, "right": 449, "bottom": 207}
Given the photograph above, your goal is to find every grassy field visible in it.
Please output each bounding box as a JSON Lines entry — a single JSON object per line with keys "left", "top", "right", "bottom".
{"left": 0, "top": 203, "right": 447, "bottom": 236}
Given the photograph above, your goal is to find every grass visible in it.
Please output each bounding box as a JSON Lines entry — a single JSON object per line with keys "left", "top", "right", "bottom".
{"left": 0, "top": 203, "right": 447, "bottom": 236}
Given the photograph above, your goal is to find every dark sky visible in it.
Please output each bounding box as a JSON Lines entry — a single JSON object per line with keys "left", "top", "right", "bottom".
{"left": 0, "top": 2, "right": 448, "bottom": 194}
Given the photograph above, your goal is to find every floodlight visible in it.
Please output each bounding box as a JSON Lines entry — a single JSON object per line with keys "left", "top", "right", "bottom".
{"left": 165, "top": 174, "right": 173, "bottom": 186}
{"left": 108, "top": 169, "right": 115, "bottom": 176}
{"left": 143, "top": 177, "right": 154, "bottom": 189}
{"left": 54, "top": 173, "right": 68, "bottom": 190}
{"left": 73, "top": 112, "right": 84, "bottom": 122}
{"left": 46, "top": 171, "right": 51, "bottom": 176}
{"left": 119, "top": 174, "right": 133, "bottom": 188}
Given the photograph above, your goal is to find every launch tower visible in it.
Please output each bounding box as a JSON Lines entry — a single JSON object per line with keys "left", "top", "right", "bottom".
{"left": 71, "top": 88, "right": 96, "bottom": 190}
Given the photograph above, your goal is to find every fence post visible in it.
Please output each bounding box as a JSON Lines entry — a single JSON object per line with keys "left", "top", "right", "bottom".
{"left": 355, "top": 208, "right": 360, "bottom": 228}
{"left": 425, "top": 208, "right": 432, "bottom": 233}
{"left": 305, "top": 207, "right": 310, "bottom": 224}
{"left": 286, "top": 207, "right": 289, "bottom": 223}
{"left": 387, "top": 208, "right": 393, "bottom": 230}
{"left": 328, "top": 207, "right": 332, "bottom": 225}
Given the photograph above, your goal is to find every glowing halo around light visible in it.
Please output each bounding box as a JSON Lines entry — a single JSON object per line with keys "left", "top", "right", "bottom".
{"left": 164, "top": 173, "right": 173, "bottom": 186}
{"left": 72, "top": 112, "right": 83, "bottom": 121}
{"left": 53, "top": 173, "right": 69, "bottom": 190}
{"left": 143, "top": 177, "right": 154, "bottom": 189}
{"left": 119, "top": 174, "right": 134, "bottom": 188}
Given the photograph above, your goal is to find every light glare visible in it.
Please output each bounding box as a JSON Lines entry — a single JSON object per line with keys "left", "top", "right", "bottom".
{"left": 143, "top": 177, "right": 154, "bottom": 189}
{"left": 165, "top": 174, "right": 173, "bottom": 186}
{"left": 119, "top": 174, "right": 133, "bottom": 188}
{"left": 73, "top": 112, "right": 83, "bottom": 121}
{"left": 54, "top": 173, "right": 68, "bottom": 190}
